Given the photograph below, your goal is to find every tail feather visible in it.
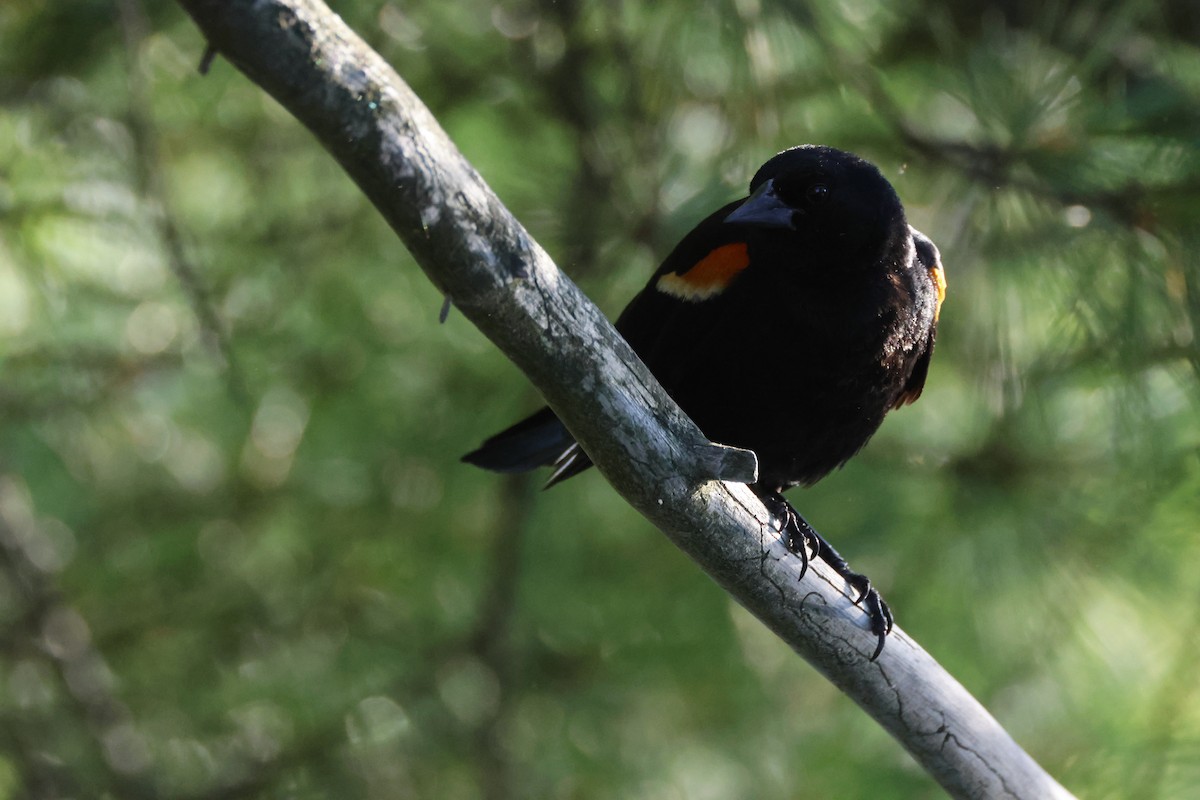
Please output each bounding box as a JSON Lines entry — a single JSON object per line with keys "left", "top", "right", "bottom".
{"left": 462, "top": 407, "right": 593, "bottom": 484}
{"left": 544, "top": 443, "right": 589, "bottom": 488}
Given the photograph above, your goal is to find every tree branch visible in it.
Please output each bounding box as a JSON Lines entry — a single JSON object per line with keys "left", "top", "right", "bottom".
{"left": 174, "top": 2, "right": 1076, "bottom": 797}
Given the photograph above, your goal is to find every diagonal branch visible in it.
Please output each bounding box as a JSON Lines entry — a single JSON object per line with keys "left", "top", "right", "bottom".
{"left": 173, "top": 2, "right": 1076, "bottom": 798}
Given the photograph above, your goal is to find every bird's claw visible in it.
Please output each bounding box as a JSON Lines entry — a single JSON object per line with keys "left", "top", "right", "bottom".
{"left": 766, "top": 493, "right": 894, "bottom": 661}
{"left": 845, "top": 572, "right": 894, "bottom": 661}
{"left": 764, "top": 494, "right": 817, "bottom": 580}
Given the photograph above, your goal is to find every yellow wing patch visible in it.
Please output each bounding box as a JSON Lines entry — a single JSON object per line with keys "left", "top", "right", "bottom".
{"left": 930, "top": 263, "right": 947, "bottom": 322}
{"left": 656, "top": 242, "right": 751, "bottom": 301}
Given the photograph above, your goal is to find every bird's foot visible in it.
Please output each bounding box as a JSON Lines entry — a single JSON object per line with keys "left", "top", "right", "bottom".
{"left": 766, "top": 493, "right": 894, "bottom": 661}
{"left": 762, "top": 493, "right": 816, "bottom": 580}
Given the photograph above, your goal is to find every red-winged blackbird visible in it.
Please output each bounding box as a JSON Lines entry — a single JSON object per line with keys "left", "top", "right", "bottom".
{"left": 464, "top": 145, "right": 946, "bottom": 660}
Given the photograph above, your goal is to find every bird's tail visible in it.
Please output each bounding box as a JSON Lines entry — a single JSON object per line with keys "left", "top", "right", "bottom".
{"left": 461, "top": 406, "right": 593, "bottom": 487}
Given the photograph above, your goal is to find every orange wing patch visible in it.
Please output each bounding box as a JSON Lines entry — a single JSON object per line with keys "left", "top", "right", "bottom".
{"left": 656, "top": 242, "right": 751, "bottom": 301}
{"left": 930, "top": 263, "right": 947, "bottom": 322}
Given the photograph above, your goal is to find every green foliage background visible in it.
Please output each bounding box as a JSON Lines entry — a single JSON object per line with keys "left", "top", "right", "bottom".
{"left": 2, "top": 1, "right": 1199, "bottom": 797}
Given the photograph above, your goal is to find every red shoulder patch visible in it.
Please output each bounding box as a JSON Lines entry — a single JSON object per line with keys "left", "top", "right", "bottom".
{"left": 656, "top": 242, "right": 750, "bottom": 301}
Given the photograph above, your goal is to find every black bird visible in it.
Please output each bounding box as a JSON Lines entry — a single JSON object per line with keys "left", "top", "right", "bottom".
{"left": 463, "top": 145, "right": 946, "bottom": 660}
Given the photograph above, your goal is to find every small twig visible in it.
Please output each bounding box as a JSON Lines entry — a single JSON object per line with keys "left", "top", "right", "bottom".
{"left": 199, "top": 43, "right": 218, "bottom": 75}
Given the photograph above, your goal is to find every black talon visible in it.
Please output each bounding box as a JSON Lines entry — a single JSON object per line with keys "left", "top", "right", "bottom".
{"left": 763, "top": 493, "right": 816, "bottom": 579}
{"left": 766, "top": 492, "right": 895, "bottom": 660}
{"left": 838, "top": 573, "right": 892, "bottom": 662}
{"left": 785, "top": 511, "right": 820, "bottom": 583}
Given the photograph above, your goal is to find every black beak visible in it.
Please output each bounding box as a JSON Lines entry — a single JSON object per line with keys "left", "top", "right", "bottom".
{"left": 724, "top": 179, "right": 796, "bottom": 229}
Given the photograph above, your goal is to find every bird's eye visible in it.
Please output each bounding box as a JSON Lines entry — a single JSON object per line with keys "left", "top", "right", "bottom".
{"left": 806, "top": 183, "right": 830, "bottom": 204}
